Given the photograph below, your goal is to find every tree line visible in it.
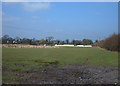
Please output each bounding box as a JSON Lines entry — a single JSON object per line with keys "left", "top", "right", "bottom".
{"left": 0, "top": 35, "right": 94, "bottom": 45}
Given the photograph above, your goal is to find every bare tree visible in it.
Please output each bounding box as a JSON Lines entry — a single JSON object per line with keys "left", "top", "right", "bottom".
{"left": 66, "top": 39, "right": 69, "bottom": 44}
{"left": 46, "top": 36, "right": 54, "bottom": 44}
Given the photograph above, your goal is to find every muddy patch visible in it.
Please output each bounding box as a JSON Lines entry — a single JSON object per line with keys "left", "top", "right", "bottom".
{"left": 8, "top": 64, "right": 118, "bottom": 84}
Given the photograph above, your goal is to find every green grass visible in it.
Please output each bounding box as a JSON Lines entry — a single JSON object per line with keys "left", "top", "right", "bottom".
{"left": 2, "top": 47, "right": 118, "bottom": 84}
{"left": 3, "top": 47, "right": 118, "bottom": 67}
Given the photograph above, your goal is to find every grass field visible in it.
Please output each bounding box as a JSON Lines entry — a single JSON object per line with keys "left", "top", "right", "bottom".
{"left": 2, "top": 47, "right": 118, "bottom": 84}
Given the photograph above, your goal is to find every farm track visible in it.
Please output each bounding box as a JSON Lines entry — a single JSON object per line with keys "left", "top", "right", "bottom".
{"left": 10, "top": 64, "right": 118, "bottom": 84}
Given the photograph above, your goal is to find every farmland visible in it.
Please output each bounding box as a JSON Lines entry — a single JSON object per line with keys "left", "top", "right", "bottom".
{"left": 2, "top": 47, "right": 118, "bottom": 84}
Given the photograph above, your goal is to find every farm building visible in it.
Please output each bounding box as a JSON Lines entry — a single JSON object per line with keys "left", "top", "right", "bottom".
{"left": 55, "top": 44, "right": 92, "bottom": 47}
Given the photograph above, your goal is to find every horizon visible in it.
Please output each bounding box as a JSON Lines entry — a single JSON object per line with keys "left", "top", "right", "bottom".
{"left": 2, "top": 2, "right": 118, "bottom": 41}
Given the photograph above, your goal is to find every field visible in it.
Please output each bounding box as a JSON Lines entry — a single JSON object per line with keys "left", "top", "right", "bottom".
{"left": 2, "top": 47, "right": 118, "bottom": 84}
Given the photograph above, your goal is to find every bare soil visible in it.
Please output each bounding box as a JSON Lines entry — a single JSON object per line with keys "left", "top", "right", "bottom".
{"left": 14, "top": 64, "right": 118, "bottom": 84}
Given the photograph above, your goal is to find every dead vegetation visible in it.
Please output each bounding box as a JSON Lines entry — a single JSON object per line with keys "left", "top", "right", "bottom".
{"left": 93, "top": 33, "right": 120, "bottom": 52}
{"left": 2, "top": 44, "right": 59, "bottom": 48}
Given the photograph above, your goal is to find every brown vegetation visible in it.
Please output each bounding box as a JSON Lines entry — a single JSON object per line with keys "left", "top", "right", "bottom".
{"left": 2, "top": 44, "right": 59, "bottom": 48}
{"left": 93, "top": 33, "right": 120, "bottom": 51}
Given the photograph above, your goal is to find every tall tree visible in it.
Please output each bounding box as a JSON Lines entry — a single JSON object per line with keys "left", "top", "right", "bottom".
{"left": 46, "top": 36, "right": 54, "bottom": 44}
{"left": 2, "top": 35, "right": 9, "bottom": 44}
{"left": 40, "top": 38, "right": 45, "bottom": 44}
{"left": 66, "top": 39, "right": 69, "bottom": 44}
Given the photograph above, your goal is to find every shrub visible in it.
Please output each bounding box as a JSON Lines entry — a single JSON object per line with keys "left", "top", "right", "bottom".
{"left": 103, "top": 33, "right": 118, "bottom": 51}
{"left": 95, "top": 33, "right": 119, "bottom": 51}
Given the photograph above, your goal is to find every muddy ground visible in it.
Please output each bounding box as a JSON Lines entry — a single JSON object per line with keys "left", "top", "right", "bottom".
{"left": 11, "top": 64, "right": 118, "bottom": 84}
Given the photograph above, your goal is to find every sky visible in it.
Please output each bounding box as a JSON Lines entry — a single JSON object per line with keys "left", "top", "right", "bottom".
{"left": 2, "top": 2, "right": 118, "bottom": 41}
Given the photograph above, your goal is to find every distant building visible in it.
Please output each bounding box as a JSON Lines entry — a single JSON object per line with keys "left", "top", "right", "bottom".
{"left": 55, "top": 44, "right": 92, "bottom": 47}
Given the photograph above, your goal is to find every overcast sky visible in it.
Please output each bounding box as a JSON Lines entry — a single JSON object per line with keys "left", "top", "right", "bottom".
{"left": 2, "top": 2, "right": 118, "bottom": 41}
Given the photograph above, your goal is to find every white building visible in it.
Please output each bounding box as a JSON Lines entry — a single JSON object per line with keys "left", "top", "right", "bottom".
{"left": 77, "top": 45, "right": 92, "bottom": 47}
{"left": 55, "top": 44, "right": 92, "bottom": 47}
{"left": 55, "top": 44, "right": 74, "bottom": 47}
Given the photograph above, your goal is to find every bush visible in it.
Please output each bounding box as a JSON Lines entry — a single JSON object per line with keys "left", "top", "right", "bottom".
{"left": 103, "top": 33, "right": 118, "bottom": 51}
{"left": 95, "top": 33, "right": 119, "bottom": 51}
